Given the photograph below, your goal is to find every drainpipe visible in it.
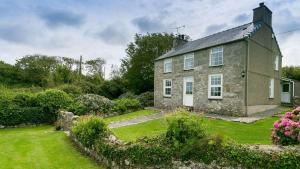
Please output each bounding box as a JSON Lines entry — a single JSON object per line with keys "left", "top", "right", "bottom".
{"left": 245, "top": 39, "right": 249, "bottom": 116}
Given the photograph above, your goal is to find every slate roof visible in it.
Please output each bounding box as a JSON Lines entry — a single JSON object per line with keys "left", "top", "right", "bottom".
{"left": 156, "top": 22, "right": 262, "bottom": 60}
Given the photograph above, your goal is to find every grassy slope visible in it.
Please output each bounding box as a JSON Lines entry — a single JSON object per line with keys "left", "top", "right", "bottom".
{"left": 0, "top": 126, "right": 100, "bottom": 169}
{"left": 112, "top": 116, "right": 279, "bottom": 144}
{"left": 104, "top": 109, "right": 160, "bottom": 124}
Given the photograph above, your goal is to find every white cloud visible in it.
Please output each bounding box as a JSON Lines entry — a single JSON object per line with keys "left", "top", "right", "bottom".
{"left": 0, "top": 0, "right": 299, "bottom": 79}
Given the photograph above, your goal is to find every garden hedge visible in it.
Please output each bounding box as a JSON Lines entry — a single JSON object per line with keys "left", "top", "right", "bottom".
{"left": 0, "top": 89, "right": 72, "bottom": 127}
{"left": 71, "top": 111, "right": 300, "bottom": 169}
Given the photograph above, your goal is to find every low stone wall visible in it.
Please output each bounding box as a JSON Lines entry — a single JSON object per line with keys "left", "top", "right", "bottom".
{"left": 56, "top": 111, "right": 79, "bottom": 131}
{"left": 70, "top": 134, "right": 238, "bottom": 169}
{"left": 57, "top": 111, "right": 300, "bottom": 169}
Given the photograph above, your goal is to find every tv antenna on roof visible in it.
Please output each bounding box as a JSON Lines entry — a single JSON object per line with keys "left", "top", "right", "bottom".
{"left": 170, "top": 25, "right": 186, "bottom": 34}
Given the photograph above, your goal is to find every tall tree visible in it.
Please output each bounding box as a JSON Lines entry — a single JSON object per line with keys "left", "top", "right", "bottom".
{"left": 0, "top": 61, "right": 22, "bottom": 84}
{"left": 85, "top": 58, "right": 106, "bottom": 78}
{"left": 121, "top": 33, "right": 175, "bottom": 94}
{"left": 15, "top": 55, "right": 58, "bottom": 86}
{"left": 283, "top": 66, "right": 300, "bottom": 81}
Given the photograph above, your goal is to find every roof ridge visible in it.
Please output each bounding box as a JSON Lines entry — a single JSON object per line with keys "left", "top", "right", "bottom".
{"left": 190, "top": 22, "right": 252, "bottom": 43}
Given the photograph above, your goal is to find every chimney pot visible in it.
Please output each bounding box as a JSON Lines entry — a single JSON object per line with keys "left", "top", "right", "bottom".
{"left": 259, "top": 2, "right": 264, "bottom": 7}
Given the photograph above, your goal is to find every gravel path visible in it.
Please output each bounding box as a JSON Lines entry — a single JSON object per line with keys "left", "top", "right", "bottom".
{"left": 108, "top": 111, "right": 164, "bottom": 129}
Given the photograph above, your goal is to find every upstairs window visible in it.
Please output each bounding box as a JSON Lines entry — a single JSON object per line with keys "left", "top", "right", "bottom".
{"left": 164, "top": 58, "right": 172, "bottom": 73}
{"left": 269, "top": 78, "right": 274, "bottom": 98}
{"left": 184, "top": 53, "right": 194, "bottom": 70}
{"left": 163, "top": 79, "right": 172, "bottom": 97}
{"left": 274, "top": 56, "right": 279, "bottom": 71}
{"left": 210, "top": 46, "right": 223, "bottom": 66}
{"left": 208, "top": 74, "right": 223, "bottom": 99}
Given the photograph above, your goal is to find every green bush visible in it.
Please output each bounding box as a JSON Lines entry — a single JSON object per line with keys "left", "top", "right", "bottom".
{"left": 113, "top": 98, "right": 141, "bottom": 113}
{"left": 166, "top": 109, "right": 206, "bottom": 146}
{"left": 12, "top": 93, "right": 36, "bottom": 107}
{"left": 118, "top": 92, "right": 137, "bottom": 99}
{"left": 58, "top": 84, "right": 83, "bottom": 98}
{"left": 67, "top": 102, "right": 89, "bottom": 116}
{"left": 0, "top": 105, "right": 54, "bottom": 126}
{"left": 222, "top": 143, "right": 300, "bottom": 169}
{"left": 72, "top": 116, "right": 109, "bottom": 148}
{"left": 76, "top": 94, "right": 113, "bottom": 114}
{"left": 137, "top": 91, "right": 154, "bottom": 107}
{"left": 36, "top": 89, "right": 73, "bottom": 113}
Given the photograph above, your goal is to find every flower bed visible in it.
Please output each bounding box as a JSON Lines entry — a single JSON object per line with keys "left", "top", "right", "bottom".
{"left": 272, "top": 106, "right": 300, "bottom": 145}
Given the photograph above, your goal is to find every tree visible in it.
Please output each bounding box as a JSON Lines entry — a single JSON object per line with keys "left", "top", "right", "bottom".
{"left": 15, "top": 55, "right": 59, "bottom": 86}
{"left": 282, "top": 66, "right": 300, "bottom": 81}
{"left": 85, "top": 58, "right": 106, "bottom": 78}
{"left": 121, "top": 33, "right": 175, "bottom": 94}
{"left": 0, "top": 61, "right": 22, "bottom": 85}
{"left": 53, "top": 64, "right": 73, "bottom": 84}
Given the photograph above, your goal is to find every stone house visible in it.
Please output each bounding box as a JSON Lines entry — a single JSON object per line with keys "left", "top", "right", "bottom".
{"left": 154, "top": 3, "right": 282, "bottom": 116}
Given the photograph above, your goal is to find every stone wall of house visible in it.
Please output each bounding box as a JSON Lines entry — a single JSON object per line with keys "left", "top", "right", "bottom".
{"left": 154, "top": 41, "right": 247, "bottom": 116}
{"left": 247, "top": 23, "right": 282, "bottom": 108}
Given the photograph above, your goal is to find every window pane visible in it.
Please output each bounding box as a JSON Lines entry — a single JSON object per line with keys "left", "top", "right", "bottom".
{"left": 210, "top": 47, "right": 223, "bottom": 66}
{"left": 165, "top": 80, "right": 171, "bottom": 87}
{"left": 186, "top": 82, "right": 193, "bottom": 94}
{"left": 211, "top": 87, "right": 221, "bottom": 96}
{"left": 164, "top": 62, "right": 172, "bottom": 72}
{"left": 211, "top": 75, "right": 221, "bottom": 85}
{"left": 184, "top": 56, "right": 194, "bottom": 69}
{"left": 282, "top": 84, "right": 289, "bottom": 92}
{"left": 165, "top": 88, "right": 171, "bottom": 95}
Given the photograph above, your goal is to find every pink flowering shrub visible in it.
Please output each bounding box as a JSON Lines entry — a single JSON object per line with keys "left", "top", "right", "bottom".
{"left": 272, "top": 106, "right": 300, "bottom": 145}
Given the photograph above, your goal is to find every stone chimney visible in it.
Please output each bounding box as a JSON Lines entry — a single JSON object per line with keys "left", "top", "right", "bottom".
{"left": 253, "top": 2, "right": 272, "bottom": 27}
{"left": 173, "top": 34, "right": 187, "bottom": 48}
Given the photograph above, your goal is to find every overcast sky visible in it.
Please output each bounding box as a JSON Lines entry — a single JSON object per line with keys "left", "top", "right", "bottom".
{"left": 0, "top": 0, "right": 299, "bottom": 78}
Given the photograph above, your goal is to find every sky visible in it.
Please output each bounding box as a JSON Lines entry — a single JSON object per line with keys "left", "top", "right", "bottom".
{"left": 0, "top": 0, "right": 299, "bottom": 78}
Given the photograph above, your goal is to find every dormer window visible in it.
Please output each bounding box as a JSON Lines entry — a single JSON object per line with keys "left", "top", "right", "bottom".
{"left": 210, "top": 46, "right": 223, "bottom": 66}
{"left": 164, "top": 58, "right": 172, "bottom": 73}
{"left": 184, "top": 53, "right": 194, "bottom": 70}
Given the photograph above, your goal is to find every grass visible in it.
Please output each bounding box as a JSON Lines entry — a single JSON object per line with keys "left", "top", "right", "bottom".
{"left": 111, "top": 118, "right": 167, "bottom": 141}
{"left": 0, "top": 125, "right": 101, "bottom": 169}
{"left": 112, "top": 116, "right": 280, "bottom": 144}
{"left": 104, "top": 109, "right": 160, "bottom": 123}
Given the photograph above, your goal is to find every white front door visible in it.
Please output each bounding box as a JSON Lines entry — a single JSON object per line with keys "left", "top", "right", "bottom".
{"left": 281, "top": 83, "right": 291, "bottom": 103}
{"left": 183, "top": 76, "right": 194, "bottom": 107}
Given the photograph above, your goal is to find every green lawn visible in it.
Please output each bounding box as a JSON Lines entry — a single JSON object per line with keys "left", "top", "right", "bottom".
{"left": 0, "top": 126, "right": 101, "bottom": 169}
{"left": 104, "top": 109, "right": 160, "bottom": 124}
{"left": 112, "top": 116, "right": 280, "bottom": 144}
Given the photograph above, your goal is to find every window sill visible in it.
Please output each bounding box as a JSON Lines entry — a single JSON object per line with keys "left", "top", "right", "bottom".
{"left": 183, "top": 68, "right": 194, "bottom": 71}
{"left": 209, "top": 64, "right": 223, "bottom": 67}
{"left": 163, "top": 95, "right": 171, "bottom": 98}
{"left": 163, "top": 71, "right": 172, "bottom": 74}
{"left": 208, "top": 97, "right": 223, "bottom": 100}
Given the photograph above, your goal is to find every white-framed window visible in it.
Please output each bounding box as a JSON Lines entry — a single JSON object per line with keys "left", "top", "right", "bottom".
{"left": 164, "top": 58, "right": 172, "bottom": 73}
{"left": 274, "top": 56, "right": 279, "bottom": 71}
{"left": 184, "top": 53, "right": 194, "bottom": 70}
{"left": 163, "top": 79, "right": 172, "bottom": 97}
{"left": 208, "top": 74, "right": 223, "bottom": 99}
{"left": 185, "top": 82, "right": 193, "bottom": 94}
{"left": 269, "top": 78, "right": 274, "bottom": 98}
{"left": 210, "top": 46, "right": 223, "bottom": 66}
